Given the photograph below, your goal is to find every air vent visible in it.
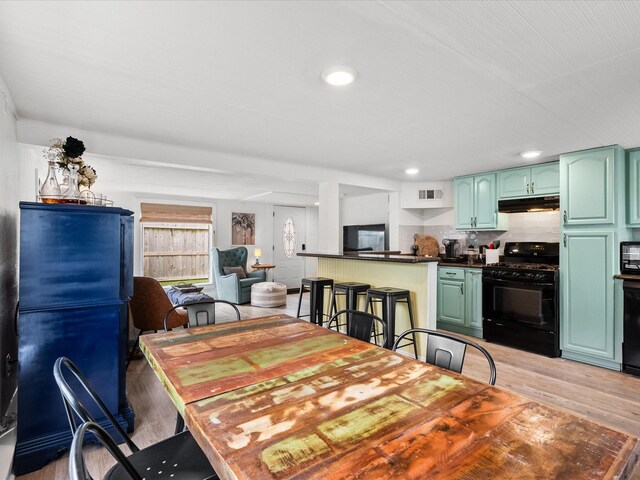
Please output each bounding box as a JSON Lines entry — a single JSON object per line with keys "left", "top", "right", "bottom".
{"left": 418, "top": 189, "right": 444, "bottom": 200}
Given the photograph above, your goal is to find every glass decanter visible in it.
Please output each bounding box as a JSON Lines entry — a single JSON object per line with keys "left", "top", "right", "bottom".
{"left": 39, "top": 161, "right": 61, "bottom": 202}
{"left": 62, "top": 164, "right": 80, "bottom": 202}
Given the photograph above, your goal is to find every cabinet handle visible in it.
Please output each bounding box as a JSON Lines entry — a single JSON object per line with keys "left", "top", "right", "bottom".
{"left": 446, "top": 272, "right": 456, "bottom": 276}
{"left": 563, "top": 234, "right": 567, "bottom": 247}
{"left": 563, "top": 210, "right": 567, "bottom": 224}
{"left": 460, "top": 284, "right": 464, "bottom": 295}
{"left": 470, "top": 216, "right": 474, "bottom": 227}
{"left": 531, "top": 181, "right": 535, "bottom": 194}
{"left": 524, "top": 177, "right": 528, "bottom": 194}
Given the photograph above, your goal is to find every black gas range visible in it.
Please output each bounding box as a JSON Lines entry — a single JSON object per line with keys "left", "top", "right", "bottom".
{"left": 482, "top": 242, "right": 560, "bottom": 357}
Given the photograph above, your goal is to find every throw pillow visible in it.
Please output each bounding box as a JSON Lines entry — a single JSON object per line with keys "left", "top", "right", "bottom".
{"left": 223, "top": 266, "right": 247, "bottom": 279}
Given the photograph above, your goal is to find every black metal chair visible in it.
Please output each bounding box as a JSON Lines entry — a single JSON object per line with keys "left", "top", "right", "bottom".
{"left": 163, "top": 299, "right": 241, "bottom": 331}
{"left": 163, "top": 299, "right": 240, "bottom": 433}
{"left": 326, "top": 309, "right": 388, "bottom": 347}
{"left": 392, "top": 328, "right": 497, "bottom": 385}
{"left": 54, "top": 357, "right": 218, "bottom": 480}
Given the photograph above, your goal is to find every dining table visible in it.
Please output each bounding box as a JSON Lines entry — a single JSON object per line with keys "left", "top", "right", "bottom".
{"left": 140, "top": 314, "right": 639, "bottom": 480}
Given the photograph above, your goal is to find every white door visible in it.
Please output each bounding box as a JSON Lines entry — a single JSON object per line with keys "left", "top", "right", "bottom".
{"left": 273, "top": 206, "right": 306, "bottom": 289}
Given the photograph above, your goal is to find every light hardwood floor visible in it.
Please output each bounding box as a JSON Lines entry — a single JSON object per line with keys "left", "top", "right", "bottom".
{"left": 17, "top": 294, "right": 640, "bottom": 479}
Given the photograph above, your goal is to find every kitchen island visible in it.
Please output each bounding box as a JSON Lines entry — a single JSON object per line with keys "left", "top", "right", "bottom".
{"left": 298, "top": 253, "right": 439, "bottom": 352}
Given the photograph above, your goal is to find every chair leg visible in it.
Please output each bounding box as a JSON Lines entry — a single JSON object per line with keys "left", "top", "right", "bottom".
{"left": 405, "top": 298, "right": 419, "bottom": 359}
{"left": 126, "top": 331, "right": 142, "bottom": 370}
{"left": 174, "top": 412, "right": 185, "bottom": 434}
{"left": 296, "top": 286, "right": 305, "bottom": 318}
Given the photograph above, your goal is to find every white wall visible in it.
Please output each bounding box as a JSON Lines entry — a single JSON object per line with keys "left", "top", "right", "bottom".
{"left": 341, "top": 192, "right": 389, "bottom": 226}
{"left": 0, "top": 75, "right": 19, "bottom": 480}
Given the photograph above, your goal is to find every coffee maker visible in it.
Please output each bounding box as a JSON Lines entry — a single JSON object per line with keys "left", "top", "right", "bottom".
{"left": 442, "top": 238, "right": 460, "bottom": 259}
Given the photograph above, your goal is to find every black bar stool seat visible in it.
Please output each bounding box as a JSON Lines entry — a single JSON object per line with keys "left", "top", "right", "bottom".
{"left": 331, "top": 282, "right": 371, "bottom": 314}
{"left": 296, "top": 277, "right": 334, "bottom": 327}
{"left": 367, "top": 287, "right": 418, "bottom": 356}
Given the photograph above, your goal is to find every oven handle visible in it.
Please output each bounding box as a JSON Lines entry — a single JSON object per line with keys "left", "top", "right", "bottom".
{"left": 482, "top": 277, "right": 555, "bottom": 288}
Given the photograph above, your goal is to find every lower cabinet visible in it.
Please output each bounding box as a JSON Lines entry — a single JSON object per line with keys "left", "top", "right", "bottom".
{"left": 437, "top": 266, "right": 483, "bottom": 338}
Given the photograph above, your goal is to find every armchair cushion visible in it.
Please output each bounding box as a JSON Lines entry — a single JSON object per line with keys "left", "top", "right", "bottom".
{"left": 223, "top": 266, "right": 247, "bottom": 279}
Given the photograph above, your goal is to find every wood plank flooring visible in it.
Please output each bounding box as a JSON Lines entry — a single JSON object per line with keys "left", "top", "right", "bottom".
{"left": 17, "top": 294, "right": 640, "bottom": 479}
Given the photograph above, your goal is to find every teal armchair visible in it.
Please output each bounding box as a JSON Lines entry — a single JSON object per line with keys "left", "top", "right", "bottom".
{"left": 212, "top": 247, "right": 266, "bottom": 304}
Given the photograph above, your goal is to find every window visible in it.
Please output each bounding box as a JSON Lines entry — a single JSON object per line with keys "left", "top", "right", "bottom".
{"left": 140, "top": 203, "right": 213, "bottom": 285}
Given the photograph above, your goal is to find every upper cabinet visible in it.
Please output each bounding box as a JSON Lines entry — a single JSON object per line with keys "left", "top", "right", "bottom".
{"left": 560, "top": 146, "right": 620, "bottom": 226}
{"left": 498, "top": 162, "right": 559, "bottom": 199}
{"left": 454, "top": 173, "right": 507, "bottom": 230}
{"left": 628, "top": 149, "right": 640, "bottom": 226}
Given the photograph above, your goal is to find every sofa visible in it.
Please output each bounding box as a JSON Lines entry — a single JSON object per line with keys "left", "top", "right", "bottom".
{"left": 212, "top": 246, "right": 266, "bottom": 304}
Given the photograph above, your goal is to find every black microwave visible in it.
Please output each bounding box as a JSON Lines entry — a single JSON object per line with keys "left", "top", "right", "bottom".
{"left": 621, "top": 242, "right": 640, "bottom": 274}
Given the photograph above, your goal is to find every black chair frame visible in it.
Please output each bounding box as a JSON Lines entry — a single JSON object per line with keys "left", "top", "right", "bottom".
{"left": 326, "top": 309, "right": 388, "bottom": 347}
{"left": 163, "top": 299, "right": 241, "bottom": 331}
{"left": 392, "top": 328, "right": 497, "bottom": 385}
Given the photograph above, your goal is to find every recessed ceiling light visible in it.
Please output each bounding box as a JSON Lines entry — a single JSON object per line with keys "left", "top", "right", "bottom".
{"left": 404, "top": 168, "right": 419, "bottom": 175}
{"left": 322, "top": 66, "right": 358, "bottom": 86}
{"left": 314, "top": 202, "right": 320, "bottom": 206}
{"left": 520, "top": 150, "right": 542, "bottom": 159}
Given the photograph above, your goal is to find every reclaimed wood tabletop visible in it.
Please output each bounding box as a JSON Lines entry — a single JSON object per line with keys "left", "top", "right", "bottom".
{"left": 141, "top": 314, "right": 639, "bottom": 480}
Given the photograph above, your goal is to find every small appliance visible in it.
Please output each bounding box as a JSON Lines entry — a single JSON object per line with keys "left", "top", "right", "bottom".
{"left": 621, "top": 242, "right": 640, "bottom": 275}
{"left": 442, "top": 238, "right": 460, "bottom": 259}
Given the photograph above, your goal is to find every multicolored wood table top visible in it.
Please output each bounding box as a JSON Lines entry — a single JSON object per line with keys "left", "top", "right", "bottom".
{"left": 141, "top": 315, "right": 639, "bottom": 480}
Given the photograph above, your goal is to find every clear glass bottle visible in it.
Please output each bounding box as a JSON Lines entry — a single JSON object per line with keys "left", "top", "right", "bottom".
{"left": 62, "top": 164, "right": 80, "bottom": 202}
{"left": 39, "top": 161, "right": 61, "bottom": 202}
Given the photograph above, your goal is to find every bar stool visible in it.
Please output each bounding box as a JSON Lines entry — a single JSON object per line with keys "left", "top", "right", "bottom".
{"left": 366, "top": 287, "right": 418, "bottom": 356}
{"left": 296, "top": 277, "right": 334, "bottom": 327}
{"left": 329, "top": 282, "right": 370, "bottom": 333}
{"left": 330, "top": 282, "right": 371, "bottom": 314}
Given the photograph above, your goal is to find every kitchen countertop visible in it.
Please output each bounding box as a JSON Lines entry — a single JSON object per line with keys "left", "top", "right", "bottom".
{"left": 438, "top": 261, "right": 485, "bottom": 269}
{"left": 297, "top": 252, "right": 439, "bottom": 263}
{"left": 615, "top": 273, "right": 640, "bottom": 281}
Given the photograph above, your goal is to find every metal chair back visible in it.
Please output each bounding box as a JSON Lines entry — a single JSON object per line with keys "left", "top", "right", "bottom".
{"left": 163, "top": 299, "right": 241, "bottom": 331}
{"left": 327, "top": 309, "right": 387, "bottom": 347}
{"left": 70, "top": 421, "right": 140, "bottom": 480}
{"left": 392, "top": 328, "right": 497, "bottom": 385}
{"left": 53, "top": 357, "right": 139, "bottom": 453}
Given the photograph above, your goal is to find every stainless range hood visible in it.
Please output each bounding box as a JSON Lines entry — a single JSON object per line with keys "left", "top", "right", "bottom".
{"left": 498, "top": 195, "right": 560, "bottom": 213}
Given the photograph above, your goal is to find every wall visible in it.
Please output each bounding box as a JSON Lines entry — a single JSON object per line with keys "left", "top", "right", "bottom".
{"left": 0, "top": 76, "right": 19, "bottom": 480}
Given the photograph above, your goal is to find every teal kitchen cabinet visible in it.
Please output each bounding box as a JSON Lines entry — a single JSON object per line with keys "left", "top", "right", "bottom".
{"left": 559, "top": 145, "right": 630, "bottom": 370}
{"left": 627, "top": 149, "right": 640, "bottom": 226}
{"left": 560, "top": 230, "right": 619, "bottom": 369}
{"left": 498, "top": 162, "right": 560, "bottom": 199}
{"left": 560, "top": 146, "right": 620, "bottom": 226}
{"left": 454, "top": 173, "right": 507, "bottom": 230}
{"left": 437, "top": 266, "right": 482, "bottom": 338}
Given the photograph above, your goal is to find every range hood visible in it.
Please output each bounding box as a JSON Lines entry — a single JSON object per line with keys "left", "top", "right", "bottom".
{"left": 498, "top": 195, "right": 560, "bottom": 213}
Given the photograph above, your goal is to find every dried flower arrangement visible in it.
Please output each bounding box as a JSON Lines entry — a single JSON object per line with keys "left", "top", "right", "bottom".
{"left": 43, "top": 136, "right": 97, "bottom": 188}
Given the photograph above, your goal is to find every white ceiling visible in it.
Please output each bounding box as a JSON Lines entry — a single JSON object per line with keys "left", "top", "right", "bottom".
{"left": 2, "top": 0, "right": 640, "bottom": 195}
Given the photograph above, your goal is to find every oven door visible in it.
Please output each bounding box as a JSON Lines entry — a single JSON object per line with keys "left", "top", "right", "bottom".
{"left": 482, "top": 277, "right": 557, "bottom": 331}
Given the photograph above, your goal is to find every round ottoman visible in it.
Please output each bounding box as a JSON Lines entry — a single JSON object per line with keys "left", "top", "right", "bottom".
{"left": 251, "top": 282, "right": 287, "bottom": 307}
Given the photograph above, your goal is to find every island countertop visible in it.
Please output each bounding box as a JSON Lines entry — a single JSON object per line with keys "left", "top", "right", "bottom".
{"left": 297, "top": 252, "right": 440, "bottom": 263}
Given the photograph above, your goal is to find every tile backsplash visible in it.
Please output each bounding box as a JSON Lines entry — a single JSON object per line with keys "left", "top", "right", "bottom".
{"left": 402, "top": 211, "right": 561, "bottom": 255}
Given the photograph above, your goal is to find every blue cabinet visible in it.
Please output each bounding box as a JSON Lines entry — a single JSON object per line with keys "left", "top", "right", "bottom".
{"left": 454, "top": 173, "right": 507, "bottom": 230}
{"left": 437, "top": 266, "right": 482, "bottom": 338}
{"left": 15, "top": 202, "right": 134, "bottom": 474}
{"left": 628, "top": 149, "right": 640, "bottom": 226}
{"left": 559, "top": 145, "right": 629, "bottom": 370}
{"left": 498, "top": 162, "right": 559, "bottom": 199}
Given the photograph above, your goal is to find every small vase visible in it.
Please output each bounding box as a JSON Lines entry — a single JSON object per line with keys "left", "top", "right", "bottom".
{"left": 39, "top": 161, "right": 61, "bottom": 202}
{"left": 62, "top": 164, "right": 81, "bottom": 202}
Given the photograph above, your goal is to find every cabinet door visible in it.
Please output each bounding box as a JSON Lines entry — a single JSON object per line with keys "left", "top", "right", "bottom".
{"left": 628, "top": 150, "right": 640, "bottom": 225}
{"left": 560, "top": 230, "right": 616, "bottom": 364}
{"left": 474, "top": 173, "right": 497, "bottom": 229}
{"left": 560, "top": 147, "right": 615, "bottom": 225}
{"left": 465, "top": 269, "right": 483, "bottom": 332}
{"left": 530, "top": 162, "right": 559, "bottom": 196}
{"left": 454, "top": 176, "right": 474, "bottom": 229}
{"left": 438, "top": 279, "right": 465, "bottom": 325}
{"left": 498, "top": 167, "right": 530, "bottom": 199}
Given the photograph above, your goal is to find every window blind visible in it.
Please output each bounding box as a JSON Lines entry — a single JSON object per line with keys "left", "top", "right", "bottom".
{"left": 140, "top": 203, "right": 212, "bottom": 224}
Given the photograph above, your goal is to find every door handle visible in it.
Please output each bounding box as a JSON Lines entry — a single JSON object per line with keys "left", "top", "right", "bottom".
{"left": 563, "top": 234, "right": 567, "bottom": 247}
